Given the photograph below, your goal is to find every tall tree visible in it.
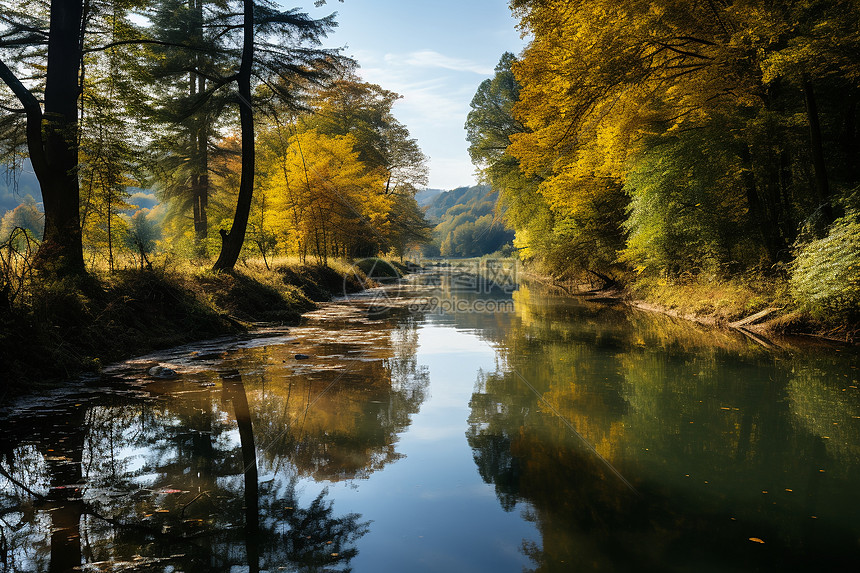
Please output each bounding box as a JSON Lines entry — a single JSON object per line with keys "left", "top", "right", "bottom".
{"left": 260, "top": 128, "right": 390, "bottom": 262}
{"left": 0, "top": 0, "right": 87, "bottom": 275}
{"left": 212, "top": 0, "right": 256, "bottom": 270}
{"left": 212, "top": 0, "right": 342, "bottom": 271}
{"left": 307, "top": 76, "right": 428, "bottom": 195}
{"left": 142, "top": 0, "right": 230, "bottom": 257}
{"left": 465, "top": 52, "right": 550, "bottom": 266}
{"left": 304, "top": 75, "right": 431, "bottom": 258}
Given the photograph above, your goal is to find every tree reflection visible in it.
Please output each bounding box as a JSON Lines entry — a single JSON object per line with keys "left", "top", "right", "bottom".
{"left": 222, "top": 370, "right": 260, "bottom": 572}
{"left": 0, "top": 388, "right": 372, "bottom": 572}
{"left": 467, "top": 281, "right": 860, "bottom": 572}
{"left": 249, "top": 317, "right": 429, "bottom": 481}
{"left": 0, "top": 405, "right": 89, "bottom": 573}
{"left": 0, "top": 307, "right": 431, "bottom": 571}
{"left": 44, "top": 406, "right": 86, "bottom": 573}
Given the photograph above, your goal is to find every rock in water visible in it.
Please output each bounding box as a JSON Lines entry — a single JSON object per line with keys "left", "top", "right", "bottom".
{"left": 148, "top": 365, "right": 178, "bottom": 379}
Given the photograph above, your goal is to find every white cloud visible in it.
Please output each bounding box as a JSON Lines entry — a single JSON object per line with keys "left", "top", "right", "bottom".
{"left": 350, "top": 50, "right": 494, "bottom": 188}
{"left": 386, "top": 50, "right": 494, "bottom": 76}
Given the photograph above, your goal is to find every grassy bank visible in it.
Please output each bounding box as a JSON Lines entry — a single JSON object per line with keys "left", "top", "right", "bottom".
{"left": 0, "top": 257, "right": 380, "bottom": 402}
{"left": 628, "top": 274, "right": 858, "bottom": 343}
{"left": 628, "top": 275, "right": 787, "bottom": 323}
{"left": 520, "top": 265, "right": 857, "bottom": 344}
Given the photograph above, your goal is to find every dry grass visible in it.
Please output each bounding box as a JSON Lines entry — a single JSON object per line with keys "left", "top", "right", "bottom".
{"left": 0, "top": 255, "right": 381, "bottom": 400}
{"left": 629, "top": 274, "right": 793, "bottom": 323}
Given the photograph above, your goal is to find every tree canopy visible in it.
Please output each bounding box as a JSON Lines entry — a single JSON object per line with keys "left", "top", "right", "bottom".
{"left": 0, "top": 0, "right": 430, "bottom": 275}
{"left": 465, "top": 0, "right": 860, "bottom": 318}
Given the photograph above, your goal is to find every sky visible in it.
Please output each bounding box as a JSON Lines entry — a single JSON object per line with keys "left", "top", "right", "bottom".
{"left": 300, "top": 0, "right": 529, "bottom": 190}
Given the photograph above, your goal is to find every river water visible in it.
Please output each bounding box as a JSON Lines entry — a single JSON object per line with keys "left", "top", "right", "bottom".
{"left": 1, "top": 266, "right": 858, "bottom": 572}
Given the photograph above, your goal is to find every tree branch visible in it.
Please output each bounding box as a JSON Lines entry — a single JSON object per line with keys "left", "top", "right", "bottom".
{"left": 82, "top": 38, "right": 231, "bottom": 55}
{"left": 0, "top": 57, "right": 47, "bottom": 176}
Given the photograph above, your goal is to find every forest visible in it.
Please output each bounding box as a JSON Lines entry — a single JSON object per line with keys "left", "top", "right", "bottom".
{"left": 0, "top": 0, "right": 430, "bottom": 277}
{"left": 0, "top": 0, "right": 436, "bottom": 387}
{"left": 466, "top": 0, "right": 860, "bottom": 329}
{"left": 1, "top": 0, "right": 859, "bottom": 388}
{"left": 421, "top": 185, "right": 514, "bottom": 258}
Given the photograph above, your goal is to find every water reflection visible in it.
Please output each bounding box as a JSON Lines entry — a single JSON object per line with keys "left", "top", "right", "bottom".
{"left": 0, "top": 307, "right": 421, "bottom": 572}
{"left": 466, "top": 282, "right": 860, "bottom": 571}
{"left": 1, "top": 271, "right": 858, "bottom": 572}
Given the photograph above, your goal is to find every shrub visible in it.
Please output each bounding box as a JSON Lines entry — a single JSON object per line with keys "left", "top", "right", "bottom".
{"left": 791, "top": 212, "right": 860, "bottom": 321}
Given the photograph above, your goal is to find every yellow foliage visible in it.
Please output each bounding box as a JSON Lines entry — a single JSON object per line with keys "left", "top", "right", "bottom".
{"left": 258, "top": 128, "right": 391, "bottom": 261}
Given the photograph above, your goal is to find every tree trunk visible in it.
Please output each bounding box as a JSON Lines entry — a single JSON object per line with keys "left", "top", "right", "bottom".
{"left": 803, "top": 76, "right": 835, "bottom": 227}
{"left": 841, "top": 96, "right": 858, "bottom": 183}
{"left": 0, "top": 1, "right": 87, "bottom": 275}
{"left": 778, "top": 149, "right": 796, "bottom": 245}
{"left": 213, "top": 0, "right": 254, "bottom": 271}
{"left": 739, "top": 144, "right": 785, "bottom": 263}
{"left": 191, "top": 1, "right": 210, "bottom": 255}
{"left": 44, "top": 406, "right": 87, "bottom": 572}
{"left": 40, "top": 1, "right": 87, "bottom": 274}
{"left": 195, "top": 110, "right": 210, "bottom": 249}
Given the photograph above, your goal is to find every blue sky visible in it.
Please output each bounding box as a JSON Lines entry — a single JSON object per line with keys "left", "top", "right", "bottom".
{"left": 301, "top": 0, "right": 529, "bottom": 190}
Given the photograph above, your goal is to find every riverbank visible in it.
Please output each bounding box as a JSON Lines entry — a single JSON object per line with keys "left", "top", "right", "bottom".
{"left": 521, "top": 270, "right": 858, "bottom": 345}
{"left": 0, "top": 258, "right": 400, "bottom": 402}
{"left": 629, "top": 276, "right": 860, "bottom": 344}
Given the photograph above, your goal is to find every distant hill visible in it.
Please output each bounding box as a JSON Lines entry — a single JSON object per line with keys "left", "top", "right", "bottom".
{"left": 422, "top": 184, "right": 514, "bottom": 258}
{"left": 423, "top": 185, "right": 491, "bottom": 219}
{"left": 414, "top": 187, "right": 444, "bottom": 207}
{"left": 1, "top": 162, "right": 158, "bottom": 217}
{"left": 0, "top": 161, "right": 42, "bottom": 213}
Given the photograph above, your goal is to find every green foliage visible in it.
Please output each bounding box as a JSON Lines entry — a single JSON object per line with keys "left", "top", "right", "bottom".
{"left": 791, "top": 208, "right": 860, "bottom": 320}
{"left": 0, "top": 194, "right": 42, "bottom": 243}
{"left": 623, "top": 126, "right": 754, "bottom": 277}
{"left": 422, "top": 185, "right": 514, "bottom": 258}
{"left": 466, "top": 52, "right": 521, "bottom": 171}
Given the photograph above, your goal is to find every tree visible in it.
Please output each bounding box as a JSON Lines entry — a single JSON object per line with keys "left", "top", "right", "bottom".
{"left": 124, "top": 208, "right": 161, "bottom": 269}
{"left": 141, "top": 0, "right": 232, "bottom": 257}
{"left": 212, "top": 0, "right": 257, "bottom": 271}
{"left": 0, "top": 194, "right": 43, "bottom": 244}
{"left": 0, "top": 0, "right": 87, "bottom": 275}
{"left": 304, "top": 75, "right": 430, "bottom": 258}
{"left": 212, "top": 0, "right": 342, "bottom": 271}
{"left": 505, "top": 0, "right": 860, "bottom": 279}
{"left": 465, "top": 52, "right": 553, "bottom": 268}
{"left": 261, "top": 129, "right": 390, "bottom": 262}
{"left": 307, "top": 76, "right": 428, "bottom": 195}
{"left": 386, "top": 192, "right": 432, "bottom": 260}
{"left": 78, "top": 6, "right": 141, "bottom": 271}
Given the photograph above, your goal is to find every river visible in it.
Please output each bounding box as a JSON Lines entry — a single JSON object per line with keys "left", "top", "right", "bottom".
{"left": 1, "top": 265, "right": 858, "bottom": 572}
